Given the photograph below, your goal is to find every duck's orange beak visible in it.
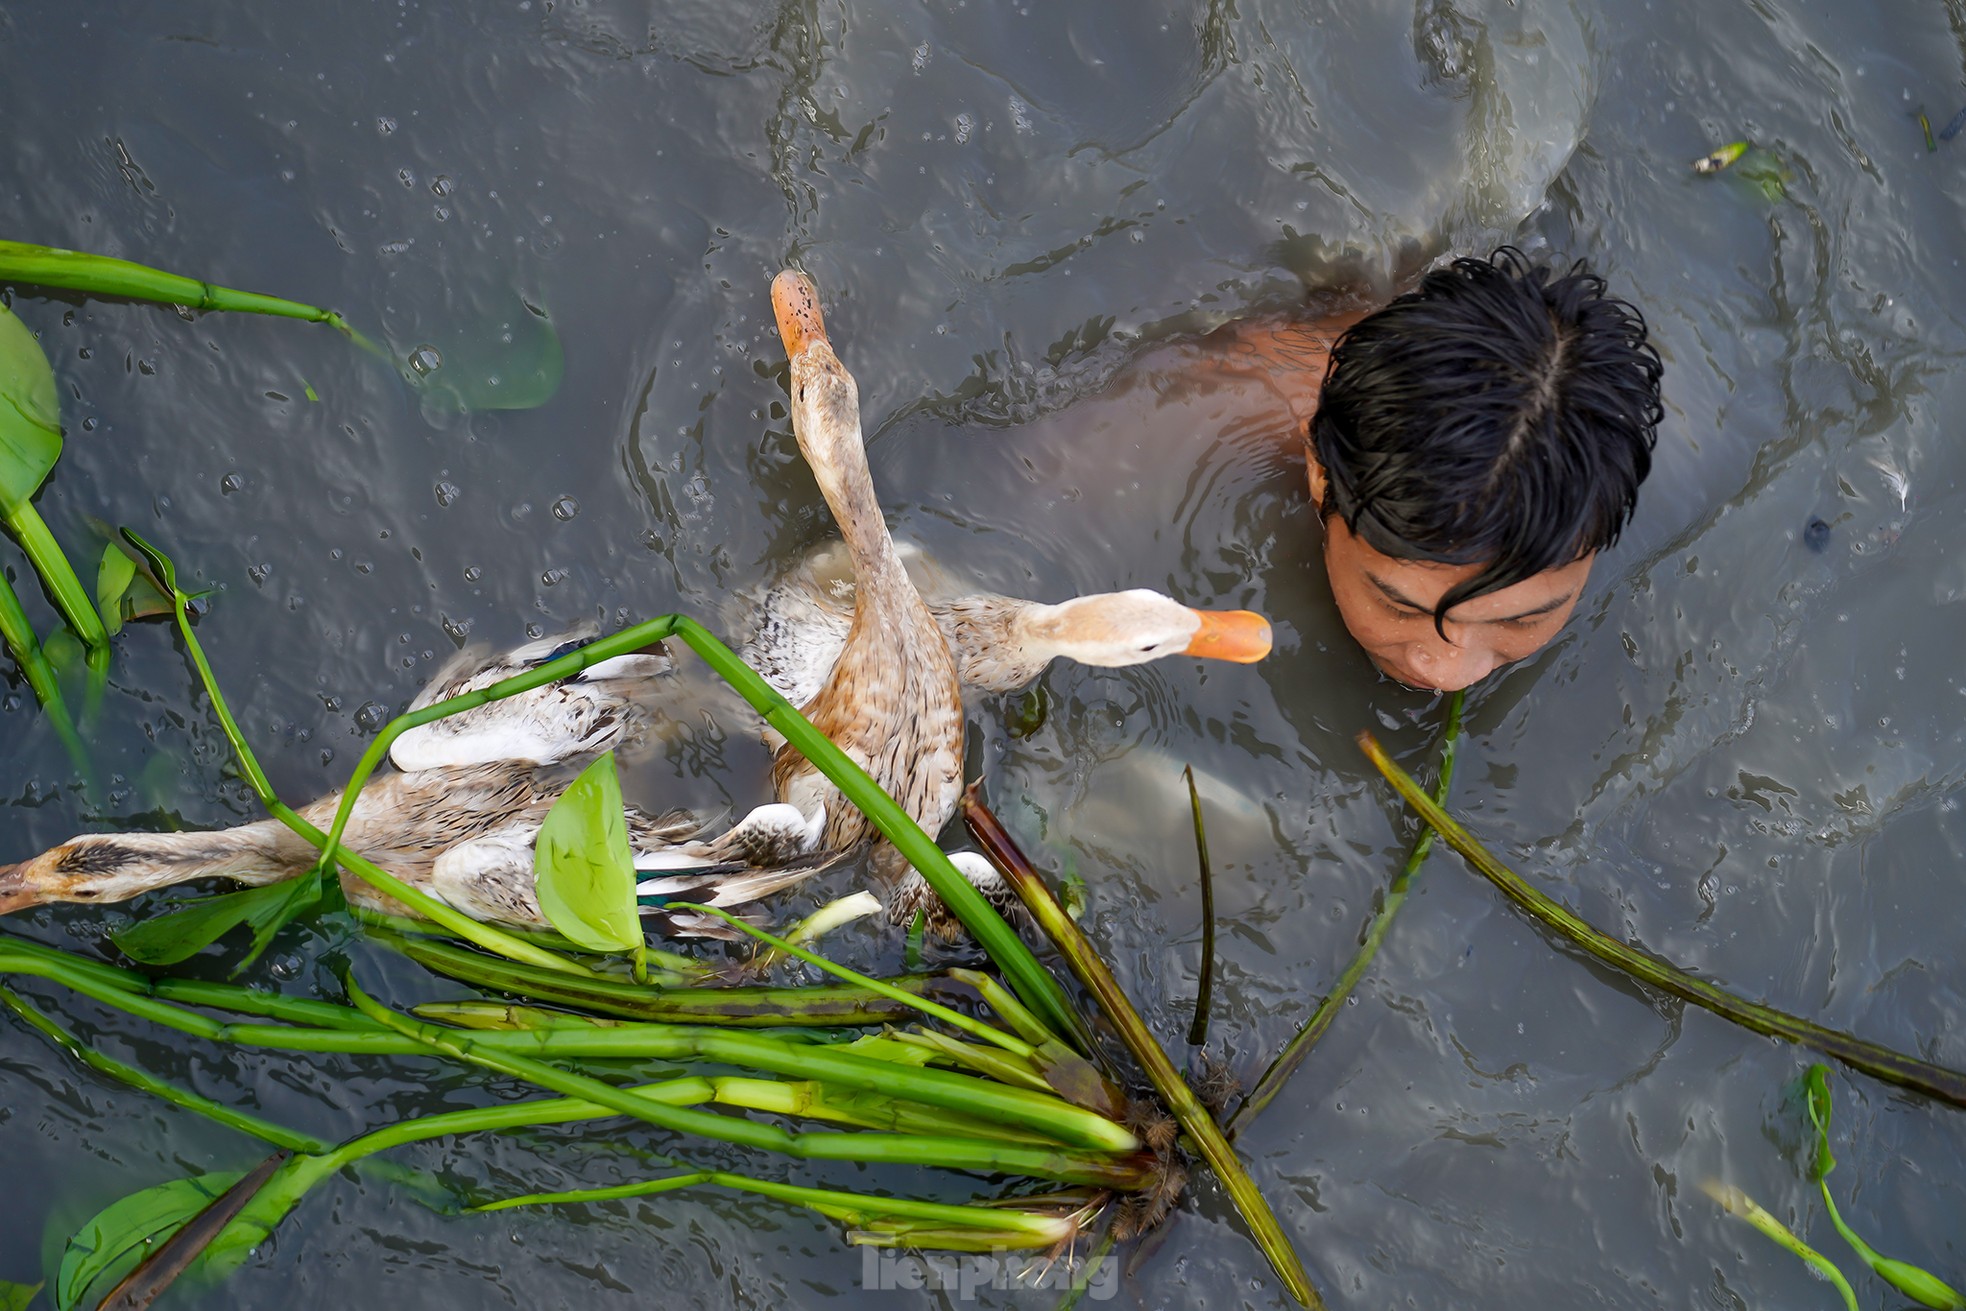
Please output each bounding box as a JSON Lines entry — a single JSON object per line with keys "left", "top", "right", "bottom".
{"left": 1183, "top": 609, "right": 1273, "bottom": 663}
{"left": 772, "top": 270, "right": 830, "bottom": 360}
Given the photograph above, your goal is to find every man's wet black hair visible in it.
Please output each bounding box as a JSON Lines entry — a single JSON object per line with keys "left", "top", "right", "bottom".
{"left": 1309, "top": 247, "right": 1664, "bottom": 635}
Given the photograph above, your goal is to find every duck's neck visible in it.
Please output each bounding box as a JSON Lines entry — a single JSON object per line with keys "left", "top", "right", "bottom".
{"left": 936, "top": 595, "right": 1055, "bottom": 692}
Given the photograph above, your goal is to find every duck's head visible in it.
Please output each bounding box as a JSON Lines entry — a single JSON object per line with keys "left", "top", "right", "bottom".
{"left": 0, "top": 838, "right": 148, "bottom": 915}
{"left": 1027, "top": 590, "right": 1273, "bottom": 667}
{"left": 771, "top": 270, "right": 863, "bottom": 492}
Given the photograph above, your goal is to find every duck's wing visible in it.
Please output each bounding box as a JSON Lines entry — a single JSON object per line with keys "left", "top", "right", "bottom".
{"left": 632, "top": 801, "right": 839, "bottom": 937}
{"left": 391, "top": 626, "right": 673, "bottom": 772}
{"left": 739, "top": 580, "right": 852, "bottom": 711}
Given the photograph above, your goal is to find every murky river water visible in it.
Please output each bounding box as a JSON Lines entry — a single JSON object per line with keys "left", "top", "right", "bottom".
{"left": 3, "top": 0, "right": 1965, "bottom": 1306}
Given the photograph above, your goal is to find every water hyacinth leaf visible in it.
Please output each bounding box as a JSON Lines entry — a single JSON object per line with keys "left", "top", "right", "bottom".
{"left": 56, "top": 1170, "right": 246, "bottom": 1311}
{"left": 0, "top": 301, "right": 59, "bottom": 510}
{"left": 0, "top": 1281, "right": 40, "bottom": 1311}
{"left": 109, "top": 875, "right": 318, "bottom": 970}
{"left": 534, "top": 749, "right": 641, "bottom": 953}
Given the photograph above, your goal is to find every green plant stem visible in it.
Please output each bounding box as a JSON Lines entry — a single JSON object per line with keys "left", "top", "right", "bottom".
{"left": 0, "top": 241, "right": 383, "bottom": 354}
{"left": 472, "top": 1167, "right": 1083, "bottom": 1249}
{"left": 963, "top": 786, "right": 1321, "bottom": 1310}
{"left": 1358, "top": 731, "right": 1966, "bottom": 1109}
{"left": 0, "top": 986, "right": 323, "bottom": 1152}
{"left": 387, "top": 932, "right": 939, "bottom": 1027}
{"left": 1228, "top": 691, "right": 1464, "bottom": 1138}
{"left": 0, "top": 568, "right": 88, "bottom": 773}
{"left": 348, "top": 906, "right": 699, "bottom": 972}
{"left": 4, "top": 946, "right": 1142, "bottom": 1162}
{"left": 7, "top": 499, "right": 106, "bottom": 652}
{"left": 1703, "top": 1180, "right": 1859, "bottom": 1311}
{"left": 341, "top": 975, "right": 1150, "bottom": 1186}
{"left": 673, "top": 902, "right": 1033, "bottom": 1056}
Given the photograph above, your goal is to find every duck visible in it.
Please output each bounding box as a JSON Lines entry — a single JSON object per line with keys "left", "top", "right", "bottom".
{"left": 0, "top": 762, "right": 830, "bottom": 939}
{"left": 383, "top": 558, "right": 1271, "bottom": 778}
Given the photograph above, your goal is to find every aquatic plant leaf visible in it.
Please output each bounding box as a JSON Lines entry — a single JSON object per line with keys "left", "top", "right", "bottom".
{"left": 0, "top": 1280, "right": 40, "bottom": 1311}
{"left": 1702, "top": 1180, "right": 1859, "bottom": 1311}
{"left": 95, "top": 542, "right": 136, "bottom": 635}
{"left": 397, "top": 295, "right": 564, "bottom": 412}
{"left": 533, "top": 750, "right": 640, "bottom": 953}
{"left": 1801, "top": 1064, "right": 1966, "bottom": 1308}
{"left": 109, "top": 876, "right": 318, "bottom": 969}
{"left": 1804, "top": 1062, "right": 1837, "bottom": 1181}
{"left": 1871, "top": 1258, "right": 1966, "bottom": 1310}
{"left": 0, "top": 301, "right": 60, "bottom": 512}
{"left": 55, "top": 1170, "right": 245, "bottom": 1311}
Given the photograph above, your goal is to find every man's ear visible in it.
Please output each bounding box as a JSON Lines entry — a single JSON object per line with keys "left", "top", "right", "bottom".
{"left": 1304, "top": 447, "right": 1329, "bottom": 512}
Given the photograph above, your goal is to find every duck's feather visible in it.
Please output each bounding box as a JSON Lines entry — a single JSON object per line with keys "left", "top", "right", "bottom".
{"left": 390, "top": 627, "right": 673, "bottom": 772}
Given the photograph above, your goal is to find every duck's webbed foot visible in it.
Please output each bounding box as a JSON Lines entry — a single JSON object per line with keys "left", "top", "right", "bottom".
{"left": 875, "top": 845, "right": 1019, "bottom": 941}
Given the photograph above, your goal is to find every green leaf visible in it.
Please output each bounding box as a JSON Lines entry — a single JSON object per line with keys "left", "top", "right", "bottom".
{"left": 56, "top": 1171, "right": 245, "bottom": 1311}
{"left": 110, "top": 877, "right": 318, "bottom": 969}
{"left": 1804, "top": 1063, "right": 1836, "bottom": 1182}
{"left": 95, "top": 543, "right": 136, "bottom": 636}
{"left": 0, "top": 1280, "right": 42, "bottom": 1311}
{"left": 1873, "top": 1258, "right": 1966, "bottom": 1310}
{"left": 533, "top": 750, "right": 641, "bottom": 953}
{"left": 397, "top": 293, "right": 564, "bottom": 412}
{"left": 0, "top": 301, "right": 60, "bottom": 512}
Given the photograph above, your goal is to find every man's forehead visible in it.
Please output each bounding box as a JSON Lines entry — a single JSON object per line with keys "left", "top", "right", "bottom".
{"left": 1360, "top": 553, "right": 1592, "bottom": 619}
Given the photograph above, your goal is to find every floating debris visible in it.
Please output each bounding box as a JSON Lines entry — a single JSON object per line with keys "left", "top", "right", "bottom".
{"left": 1942, "top": 104, "right": 1966, "bottom": 142}
{"left": 1693, "top": 140, "right": 1750, "bottom": 174}
{"left": 1867, "top": 452, "right": 1910, "bottom": 512}
{"left": 1803, "top": 517, "right": 1831, "bottom": 553}
{"left": 1918, "top": 109, "right": 1937, "bottom": 153}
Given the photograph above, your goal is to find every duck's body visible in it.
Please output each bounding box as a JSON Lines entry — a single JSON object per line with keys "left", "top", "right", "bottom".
{"left": 388, "top": 627, "right": 673, "bottom": 774}
{"left": 0, "top": 761, "right": 828, "bottom": 937}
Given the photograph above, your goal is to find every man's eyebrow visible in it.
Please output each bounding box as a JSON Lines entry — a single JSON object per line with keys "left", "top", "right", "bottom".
{"left": 1364, "top": 571, "right": 1576, "bottom": 623}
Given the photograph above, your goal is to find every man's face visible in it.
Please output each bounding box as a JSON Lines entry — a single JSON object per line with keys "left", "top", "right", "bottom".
{"left": 1309, "top": 459, "right": 1593, "bottom": 691}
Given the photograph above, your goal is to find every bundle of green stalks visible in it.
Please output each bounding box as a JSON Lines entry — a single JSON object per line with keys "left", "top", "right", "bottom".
{"left": 1, "top": 535, "right": 1320, "bottom": 1311}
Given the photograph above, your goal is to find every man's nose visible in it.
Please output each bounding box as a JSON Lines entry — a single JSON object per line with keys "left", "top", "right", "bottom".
{"left": 1407, "top": 636, "right": 1498, "bottom": 692}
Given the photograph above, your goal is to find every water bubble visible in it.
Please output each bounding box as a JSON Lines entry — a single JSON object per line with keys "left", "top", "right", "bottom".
{"left": 912, "top": 42, "right": 931, "bottom": 72}
{"left": 247, "top": 562, "right": 271, "bottom": 587}
{"left": 354, "top": 700, "right": 388, "bottom": 732}
{"left": 550, "top": 495, "right": 579, "bottom": 522}
{"left": 220, "top": 471, "right": 246, "bottom": 495}
{"left": 431, "top": 174, "right": 454, "bottom": 197}
{"left": 541, "top": 567, "right": 568, "bottom": 586}
{"left": 406, "top": 344, "right": 442, "bottom": 377}
{"left": 270, "top": 953, "right": 302, "bottom": 980}
{"left": 398, "top": 168, "right": 415, "bottom": 187}
{"left": 377, "top": 116, "right": 397, "bottom": 135}
{"left": 434, "top": 480, "right": 460, "bottom": 508}
{"left": 463, "top": 564, "right": 483, "bottom": 583}
{"left": 954, "top": 112, "right": 973, "bottom": 144}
